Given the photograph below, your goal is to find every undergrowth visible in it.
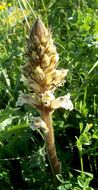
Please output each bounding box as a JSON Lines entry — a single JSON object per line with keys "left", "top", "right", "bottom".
{"left": 0, "top": 0, "right": 98, "bottom": 189}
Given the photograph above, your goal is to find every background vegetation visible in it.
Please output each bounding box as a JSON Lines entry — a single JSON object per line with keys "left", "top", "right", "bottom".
{"left": 0, "top": 0, "right": 98, "bottom": 189}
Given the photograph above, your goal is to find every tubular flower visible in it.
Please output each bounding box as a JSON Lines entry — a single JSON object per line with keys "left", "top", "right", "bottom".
{"left": 30, "top": 117, "right": 49, "bottom": 134}
{"left": 18, "top": 17, "right": 73, "bottom": 111}
{"left": 16, "top": 91, "right": 41, "bottom": 109}
{"left": 41, "top": 91, "right": 55, "bottom": 107}
{"left": 51, "top": 93, "right": 73, "bottom": 111}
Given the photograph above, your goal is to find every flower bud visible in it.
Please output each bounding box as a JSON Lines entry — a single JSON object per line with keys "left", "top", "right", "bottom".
{"left": 30, "top": 18, "right": 48, "bottom": 41}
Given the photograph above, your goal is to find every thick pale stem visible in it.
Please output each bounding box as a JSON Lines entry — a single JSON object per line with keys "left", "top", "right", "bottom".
{"left": 41, "top": 109, "right": 61, "bottom": 177}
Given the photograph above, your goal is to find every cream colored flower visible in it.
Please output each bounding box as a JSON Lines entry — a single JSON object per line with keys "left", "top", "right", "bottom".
{"left": 34, "top": 66, "right": 45, "bottom": 81}
{"left": 16, "top": 91, "right": 40, "bottom": 107}
{"left": 28, "top": 79, "right": 42, "bottom": 93}
{"left": 45, "top": 69, "right": 68, "bottom": 91}
{"left": 51, "top": 93, "right": 73, "bottom": 111}
{"left": 45, "top": 53, "right": 59, "bottom": 73}
{"left": 30, "top": 117, "right": 49, "bottom": 133}
{"left": 41, "top": 90, "right": 55, "bottom": 107}
{"left": 41, "top": 53, "right": 50, "bottom": 68}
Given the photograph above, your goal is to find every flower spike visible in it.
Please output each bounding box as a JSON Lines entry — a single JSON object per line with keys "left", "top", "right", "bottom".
{"left": 17, "top": 18, "right": 73, "bottom": 177}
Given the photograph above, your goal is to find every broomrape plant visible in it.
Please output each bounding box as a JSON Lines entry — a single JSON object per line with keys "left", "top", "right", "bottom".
{"left": 17, "top": 18, "right": 73, "bottom": 177}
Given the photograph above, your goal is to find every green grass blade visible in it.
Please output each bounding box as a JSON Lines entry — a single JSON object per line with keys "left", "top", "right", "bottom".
{"left": 88, "top": 60, "right": 98, "bottom": 75}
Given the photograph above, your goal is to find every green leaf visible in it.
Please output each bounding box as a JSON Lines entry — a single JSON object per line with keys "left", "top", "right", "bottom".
{"left": 0, "top": 107, "right": 14, "bottom": 123}
{"left": 77, "top": 176, "right": 84, "bottom": 188}
{"left": 92, "top": 129, "right": 98, "bottom": 139}
{"left": 83, "top": 123, "right": 93, "bottom": 133}
{"left": 73, "top": 187, "right": 81, "bottom": 190}
{"left": 21, "top": 0, "right": 28, "bottom": 9}
{"left": 0, "top": 117, "right": 16, "bottom": 130}
{"left": 88, "top": 61, "right": 98, "bottom": 75}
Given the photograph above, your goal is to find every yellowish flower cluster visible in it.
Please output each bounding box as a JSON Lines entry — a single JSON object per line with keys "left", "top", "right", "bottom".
{"left": 17, "top": 18, "right": 73, "bottom": 112}
{"left": 0, "top": 2, "right": 11, "bottom": 10}
{"left": 0, "top": 2, "right": 6, "bottom": 10}
{"left": 4, "top": 7, "right": 29, "bottom": 26}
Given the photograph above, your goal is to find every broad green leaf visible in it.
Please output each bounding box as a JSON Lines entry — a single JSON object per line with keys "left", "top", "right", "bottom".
{"left": 0, "top": 116, "right": 18, "bottom": 130}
